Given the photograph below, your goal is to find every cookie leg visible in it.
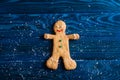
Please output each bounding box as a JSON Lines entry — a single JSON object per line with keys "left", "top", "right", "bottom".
{"left": 62, "top": 52, "right": 77, "bottom": 70}
{"left": 46, "top": 53, "right": 59, "bottom": 70}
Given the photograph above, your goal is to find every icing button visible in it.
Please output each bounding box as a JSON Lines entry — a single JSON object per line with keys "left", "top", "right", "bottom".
{"left": 59, "top": 39, "right": 62, "bottom": 42}
{"left": 59, "top": 46, "right": 62, "bottom": 48}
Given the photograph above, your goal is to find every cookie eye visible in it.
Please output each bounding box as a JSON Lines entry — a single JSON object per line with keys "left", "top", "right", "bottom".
{"left": 56, "top": 26, "right": 59, "bottom": 28}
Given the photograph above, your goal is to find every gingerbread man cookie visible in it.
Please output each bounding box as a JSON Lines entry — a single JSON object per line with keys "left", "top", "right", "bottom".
{"left": 44, "top": 20, "right": 80, "bottom": 70}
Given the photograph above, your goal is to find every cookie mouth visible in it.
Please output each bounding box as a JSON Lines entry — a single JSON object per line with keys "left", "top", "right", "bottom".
{"left": 57, "top": 29, "right": 63, "bottom": 32}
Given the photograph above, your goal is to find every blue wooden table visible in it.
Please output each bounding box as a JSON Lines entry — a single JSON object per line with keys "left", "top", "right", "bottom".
{"left": 0, "top": 0, "right": 120, "bottom": 80}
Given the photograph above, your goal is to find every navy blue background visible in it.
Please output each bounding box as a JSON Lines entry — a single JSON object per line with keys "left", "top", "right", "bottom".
{"left": 0, "top": 0, "right": 120, "bottom": 80}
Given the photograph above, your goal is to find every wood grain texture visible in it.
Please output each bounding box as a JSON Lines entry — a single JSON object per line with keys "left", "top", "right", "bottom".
{"left": 0, "top": 0, "right": 120, "bottom": 80}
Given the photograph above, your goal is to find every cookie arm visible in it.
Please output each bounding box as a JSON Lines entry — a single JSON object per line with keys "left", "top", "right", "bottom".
{"left": 67, "top": 34, "right": 80, "bottom": 40}
{"left": 44, "top": 33, "right": 55, "bottom": 39}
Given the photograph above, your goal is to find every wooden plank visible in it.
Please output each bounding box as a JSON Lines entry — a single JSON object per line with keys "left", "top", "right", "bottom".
{"left": 0, "top": 0, "right": 120, "bottom": 13}
{"left": 0, "top": 60, "right": 120, "bottom": 80}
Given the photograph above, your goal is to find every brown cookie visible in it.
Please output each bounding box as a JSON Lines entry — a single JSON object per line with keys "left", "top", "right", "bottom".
{"left": 44, "top": 20, "right": 80, "bottom": 70}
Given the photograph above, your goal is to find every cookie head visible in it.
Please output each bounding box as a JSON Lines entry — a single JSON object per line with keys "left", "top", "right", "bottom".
{"left": 54, "top": 20, "right": 66, "bottom": 33}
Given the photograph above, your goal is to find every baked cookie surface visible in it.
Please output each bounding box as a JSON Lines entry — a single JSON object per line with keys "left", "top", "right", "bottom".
{"left": 44, "top": 20, "right": 80, "bottom": 70}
